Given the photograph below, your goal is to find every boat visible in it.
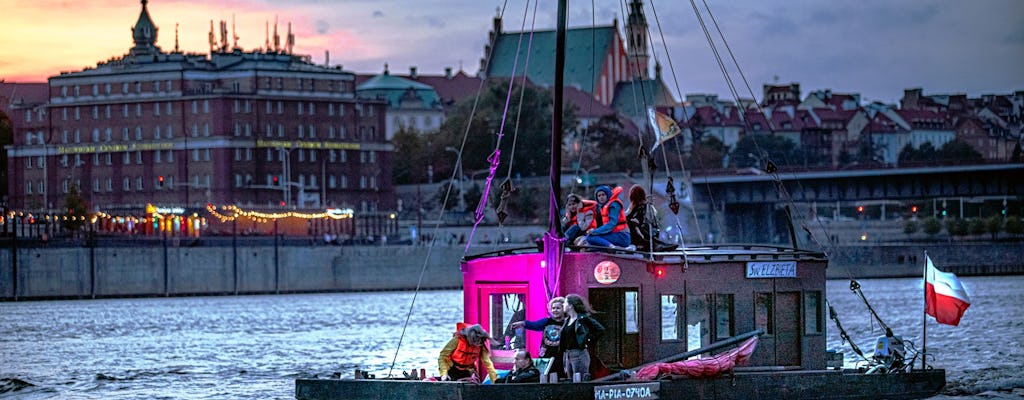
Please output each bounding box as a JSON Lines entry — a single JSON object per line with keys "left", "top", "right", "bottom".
{"left": 296, "top": 0, "right": 945, "bottom": 399}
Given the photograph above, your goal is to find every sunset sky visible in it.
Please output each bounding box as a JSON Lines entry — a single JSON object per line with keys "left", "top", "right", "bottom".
{"left": 1, "top": 0, "right": 1021, "bottom": 103}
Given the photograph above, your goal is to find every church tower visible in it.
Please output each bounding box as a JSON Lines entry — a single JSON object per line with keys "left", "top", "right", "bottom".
{"left": 625, "top": 0, "right": 650, "bottom": 79}
{"left": 129, "top": 0, "right": 162, "bottom": 57}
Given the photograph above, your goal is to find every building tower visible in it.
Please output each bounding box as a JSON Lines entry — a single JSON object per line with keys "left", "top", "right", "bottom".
{"left": 129, "top": 0, "right": 161, "bottom": 57}
{"left": 625, "top": 0, "right": 650, "bottom": 79}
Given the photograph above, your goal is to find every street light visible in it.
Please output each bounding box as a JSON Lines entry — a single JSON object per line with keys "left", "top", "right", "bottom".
{"left": 575, "top": 165, "right": 600, "bottom": 194}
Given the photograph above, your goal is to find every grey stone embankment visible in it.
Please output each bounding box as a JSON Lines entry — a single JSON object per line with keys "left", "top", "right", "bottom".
{"left": 0, "top": 240, "right": 1021, "bottom": 300}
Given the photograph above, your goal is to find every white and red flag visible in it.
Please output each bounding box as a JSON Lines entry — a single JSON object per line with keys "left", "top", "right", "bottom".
{"left": 924, "top": 255, "right": 971, "bottom": 326}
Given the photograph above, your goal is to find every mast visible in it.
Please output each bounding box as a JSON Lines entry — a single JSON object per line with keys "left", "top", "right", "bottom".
{"left": 549, "top": 0, "right": 567, "bottom": 236}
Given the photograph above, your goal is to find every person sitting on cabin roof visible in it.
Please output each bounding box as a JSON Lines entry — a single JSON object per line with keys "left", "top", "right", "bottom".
{"left": 496, "top": 350, "right": 541, "bottom": 383}
{"left": 626, "top": 185, "right": 678, "bottom": 252}
{"left": 563, "top": 194, "right": 597, "bottom": 245}
{"left": 438, "top": 323, "right": 498, "bottom": 383}
{"left": 581, "top": 186, "right": 631, "bottom": 249}
{"left": 511, "top": 296, "right": 566, "bottom": 359}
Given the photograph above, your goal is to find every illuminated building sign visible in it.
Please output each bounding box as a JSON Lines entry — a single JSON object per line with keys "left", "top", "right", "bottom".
{"left": 57, "top": 142, "right": 174, "bottom": 155}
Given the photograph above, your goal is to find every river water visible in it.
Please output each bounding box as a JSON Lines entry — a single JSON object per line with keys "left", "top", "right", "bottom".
{"left": 1, "top": 276, "right": 1022, "bottom": 399}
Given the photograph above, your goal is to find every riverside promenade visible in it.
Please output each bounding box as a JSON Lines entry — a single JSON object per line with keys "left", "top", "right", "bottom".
{"left": 1, "top": 224, "right": 1022, "bottom": 300}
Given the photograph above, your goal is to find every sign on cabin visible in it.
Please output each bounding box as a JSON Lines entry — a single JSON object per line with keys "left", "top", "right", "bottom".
{"left": 745, "top": 261, "right": 797, "bottom": 278}
{"left": 594, "top": 382, "right": 659, "bottom": 400}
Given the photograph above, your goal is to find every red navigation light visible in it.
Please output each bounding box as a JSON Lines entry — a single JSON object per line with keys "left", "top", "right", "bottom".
{"left": 646, "top": 264, "right": 667, "bottom": 279}
{"left": 273, "top": 175, "right": 279, "bottom": 184}
{"left": 911, "top": 205, "right": 918, "bottom": 213}
{"left": 857, "top": 206, "right": 864, "bottom": 213}
{"left": 158, "top": 175, "right": 165, "bottom": 185}
{"left": 279, "top": 200, "right": 286, "bottom": 207}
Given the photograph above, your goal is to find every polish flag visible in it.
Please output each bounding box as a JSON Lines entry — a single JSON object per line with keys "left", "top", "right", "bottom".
{"left": 925, "top": 255, "right": 971, "bottom": 326}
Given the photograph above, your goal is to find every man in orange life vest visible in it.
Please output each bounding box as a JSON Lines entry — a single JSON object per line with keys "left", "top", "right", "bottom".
{"left": 581, "top": 185, "right": 631, "bottom": 248}
{"left": 438, "top": 323, "right": 499, "bottom": 382}
{"left": 562, "top": 194, "right": 597, "bottom": 245}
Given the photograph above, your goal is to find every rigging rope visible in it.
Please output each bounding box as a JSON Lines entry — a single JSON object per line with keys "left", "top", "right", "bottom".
{"left": 387, "top": 0, "right": 527, "bottom": 378}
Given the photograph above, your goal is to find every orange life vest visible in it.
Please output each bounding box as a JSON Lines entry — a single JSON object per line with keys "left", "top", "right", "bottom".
{"left": 566, "top": 199, "right": 598, "bottom": 229}
{"left": 598, "top": 187, "right": 628, "bottom": 233}
{"left": 450, "top": 323, "right": 482, "bottom": 368}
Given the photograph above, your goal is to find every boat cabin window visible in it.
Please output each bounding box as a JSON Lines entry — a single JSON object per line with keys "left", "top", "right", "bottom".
{"left": 661, "top": 294, "right": 684, "bottom": 341}
{"left": 489, "top": 293, "right": 526, "bottom": 350}
{"left": 755, "top": 292, "right": 774, "bottom": 335}
{"left": 686, "top": 295, "right": 709, "bottom": 350}
{"left": 715, "top": 294, "right": 735, "bottom": 340}
{"left": 625, "top": 290, "right": 639, "bottom": 334}
{"left": 687, "top": 293, "right": 736, "bottom": 349}
{"left": 804, "top": 291, "right": 823, "bottom": 334}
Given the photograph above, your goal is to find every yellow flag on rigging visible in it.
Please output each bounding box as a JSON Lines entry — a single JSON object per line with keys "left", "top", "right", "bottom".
{"left": 648, "top": 108, "right": 682, "bottom": 152}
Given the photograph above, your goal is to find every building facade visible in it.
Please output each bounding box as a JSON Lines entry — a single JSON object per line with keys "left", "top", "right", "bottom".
{"left": 6, "top": 0, "right": 394, "bottom": 217}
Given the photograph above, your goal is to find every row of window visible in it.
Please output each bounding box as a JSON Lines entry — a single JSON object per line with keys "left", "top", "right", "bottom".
{"left": 232, "top": 174, "right": 378, "bottom": 190}
{"left": 24, "top": 175, "right": 210, "bottom": 195}
{"left": 233, "top": 148, "right": 375, "bottom": 163}
{"left": 231, "top": 100, "right": 367, "bottom": 117}
{"left": 27, "top": 122, "right": 374, "bottom": 145}
{"left": 25, "top": 148, "right": 375, "bottom": 170}
{"left": 659, "top": 291, "right": 823, "bottom": 344}
{"left": 58, "top": 80, "right": 175, "bottom": 99}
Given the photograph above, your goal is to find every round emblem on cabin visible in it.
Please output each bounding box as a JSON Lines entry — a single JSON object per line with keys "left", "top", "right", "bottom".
{"left": 594, "top": 261, "right": 621, "bottom": 284}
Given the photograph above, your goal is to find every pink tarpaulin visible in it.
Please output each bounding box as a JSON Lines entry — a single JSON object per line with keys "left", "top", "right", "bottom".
{"left": 632, "top": 336, "right": 758, "bottom": 381}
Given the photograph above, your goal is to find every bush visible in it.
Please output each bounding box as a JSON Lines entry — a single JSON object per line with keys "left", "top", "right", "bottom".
{"left": 945, "top": 218, "right": 969, "bottom": 237}
{"left": 968, "top": 219, "right": 986, "bottom": 236}
{"left": 1006, "top": 217, "right": 1024, "bottom": 238}
{"left": 922, "top": 217, "right": 942, "bottom": 237}
{"left": 903, "top": 220, "right": 919, "bottom": 235}
{"left": 985, "top": 216, "right": 1003, "bottom": 239}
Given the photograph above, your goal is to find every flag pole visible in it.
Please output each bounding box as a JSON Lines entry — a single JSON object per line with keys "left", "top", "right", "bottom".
{"left": 922, "top": 250, "right": 928, "bottom": 370}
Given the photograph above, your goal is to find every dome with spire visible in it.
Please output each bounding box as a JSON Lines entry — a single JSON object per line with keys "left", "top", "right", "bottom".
{"left": 130, "top": 0, "right": 162, "bottom": 57}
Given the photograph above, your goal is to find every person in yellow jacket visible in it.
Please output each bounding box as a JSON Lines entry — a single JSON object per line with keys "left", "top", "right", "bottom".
{"left": 438, "top": 323, "right": 498, "bottom": 382}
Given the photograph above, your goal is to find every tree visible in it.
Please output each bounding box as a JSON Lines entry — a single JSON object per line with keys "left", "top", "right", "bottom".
{"left": 984, "top": 216, "right": 1003, "bottom": 240}
{"left": 903, "top": 220, "right": 919, "bottom": 235}
{"left": 945, "top": 218, "right": 969, "bottom": 238}
{"left": 685, "top": 136, "right": 726, "bottom": 171}
{"left": 922, "top": 217, "right": 942, "bottom": 237}
{"left": 571, "top": 114, "right": 638, "bottom": 173}
{"left": 938, "top": 140, "right": 983, "bottom": 164}
{"left": 391, "top": 127, "right": 431, "bottom": 184}
{"left": 463, "top": 183, "right": 484, "bottom": 214}
{"left": 728, "top": 134, "right": 804, "bottom": 169}
{"left": 62, "top": 185, "right": 89, "bottom": 232}
{"left": 968, "top": 218, "right": 986, "bottom": 237}
{"left": 1006, "top": 217, "right": 1024, "bottom": 238}
{"left": 435, "top": 80, "right": 577, "bottom": 180}
{"left": 435, "top": 181, "right": 462, "bottom": 211}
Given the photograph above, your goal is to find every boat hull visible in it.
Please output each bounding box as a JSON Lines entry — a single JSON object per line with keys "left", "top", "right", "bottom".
{"left": 295, "top": 368, "right": 945, "bottom": 400}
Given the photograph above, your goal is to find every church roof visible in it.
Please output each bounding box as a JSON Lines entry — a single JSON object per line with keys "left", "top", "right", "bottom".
{"left": 485, "top": 25, "right": 617, "bottom": 94}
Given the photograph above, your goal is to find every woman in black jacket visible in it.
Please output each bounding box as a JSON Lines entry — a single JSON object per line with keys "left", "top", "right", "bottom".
{"left": 558, "top": 294, "right": 605, "bottom": 380}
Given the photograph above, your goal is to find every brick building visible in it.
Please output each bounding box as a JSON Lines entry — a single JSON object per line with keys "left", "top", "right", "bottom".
{"left": 6, "top": 0, "right": 394, "bottom": 221}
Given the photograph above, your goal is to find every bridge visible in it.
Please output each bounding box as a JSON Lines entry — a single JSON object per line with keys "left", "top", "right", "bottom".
{"left": 686, "top": 163, "right": 1024, "bottom": 243}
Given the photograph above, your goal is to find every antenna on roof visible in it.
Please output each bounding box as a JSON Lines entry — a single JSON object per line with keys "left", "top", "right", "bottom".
{"left": 265, "top": 20, "right": 270, "bottom": 51}
{"left": 286, "top": 22, "right": 294, "bottom": 54}
{"left": 175, "top": 23, "right": 180, "bottom": 52}
{"left": 232, "top": 14, "right": 239, "bottom": 50}
{"left": 208, "top": 20, "right": 216, "bottom": 53}
{"left": 273, "top": 16, "right": 280, "bottom": 52}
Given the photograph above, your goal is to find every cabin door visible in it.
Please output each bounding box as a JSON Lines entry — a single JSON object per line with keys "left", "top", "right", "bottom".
{"left": 756, "top": 290, "right": 802, "bottom": 366}
{"left": 588, "top": 288, "right": 641, "bottom": 369}
{"left": 774, "top": 291, "right": 801, "bottom": 366}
